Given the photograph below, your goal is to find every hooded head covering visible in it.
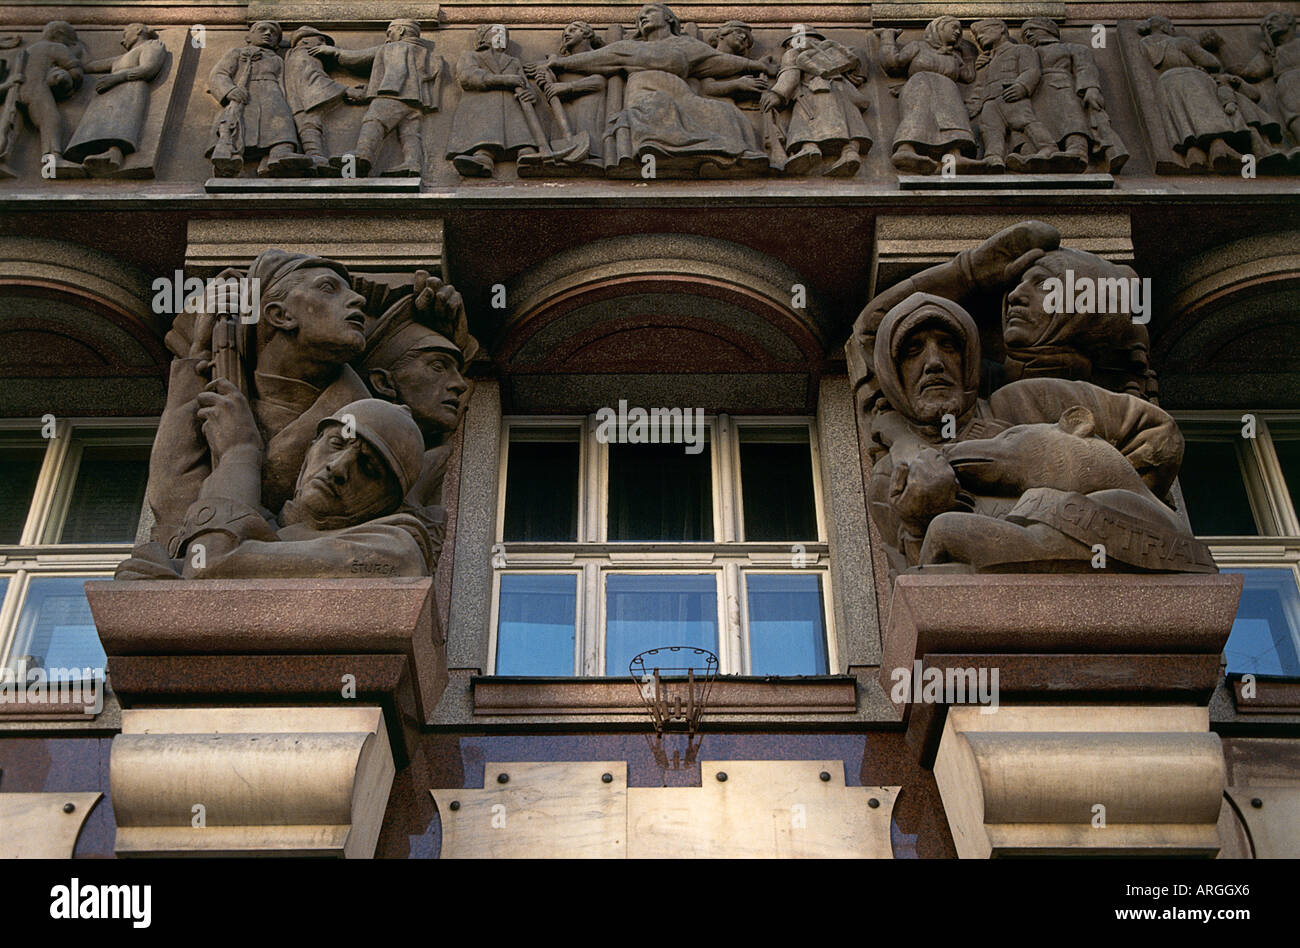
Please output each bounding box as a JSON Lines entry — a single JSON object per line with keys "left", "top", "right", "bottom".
{"left": 315, "top": 398, "right": 425, "bottom": 498}
{"left": 874, "top": 291, "right": 981, "bottom": 429}
{"left": 923, "top": 15, "right": 962, "bottom": 49}
{"left": 1001, "top": 249, "right": 1152, "bottom": 395}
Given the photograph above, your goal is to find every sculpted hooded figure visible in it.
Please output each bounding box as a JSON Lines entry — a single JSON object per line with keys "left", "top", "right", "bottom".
{"left": 861, "top": 291, "right": 1212, "bottom": 576}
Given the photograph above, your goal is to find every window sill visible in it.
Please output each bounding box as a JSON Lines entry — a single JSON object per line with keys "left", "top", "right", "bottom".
{"left": 471, "top": 674, "right": 858, "bottom": 717}
{"left": 1231, "top": 675, "right": 1300, "bottom": 714}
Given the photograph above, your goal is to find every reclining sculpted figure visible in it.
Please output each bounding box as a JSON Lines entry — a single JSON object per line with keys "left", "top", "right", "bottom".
{"left": 120, "top": 387, "right": 432, "bottom": 579}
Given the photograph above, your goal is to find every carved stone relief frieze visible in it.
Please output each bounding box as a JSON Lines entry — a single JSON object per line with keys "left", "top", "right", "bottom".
{"left": 0, "top": 21, "right": 183, "bottom": 179}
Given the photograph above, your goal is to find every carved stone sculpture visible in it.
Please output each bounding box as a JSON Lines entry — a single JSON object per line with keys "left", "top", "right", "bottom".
{"left": 849, "top": 222, "right": 1157, "bottom": 416}
{"left": 11, "top": 21, "right": 84, "bottom": 176}
{"left": 447, "top": 25, "right": 541, "bottom": 177}
{"left": 700, "top": 21, "right": 770, "bottom": 110}
{"left": 135, "top": 252, "right": 371, "bottom": 567}
{"left": 876, "top": 18, "right": 977, "bottom": 174}
{"left": 64, "top": 23, "right": 167, "bottom": 176}
{"left": 1196, "top": 29, "right": 1292, "bottom": 172}
{"left": 354, "top": 269, "right": 478, "bottom": 561}
{"left": 846, "top": 222, "right": 1209, "bottom": 575}
{"left": 540, "top": 4, "right": 774, "bottom": 178}
{"left": 1021, "top": 18, "right": 1128, "bottom": 174}
{"left": 761, "top": 30, "right": 872, "bottom": 176}
{"left": 965, "top": 18, "right": 1057, "bottom": 172}
{"left": 316, "top": 19, "right": 442, "bottom": 177}
{"left": 0, "top": 35, "right": 23, "bottom": 178}
{"left": 121, "top": 251, "right": 478, "bottom": 580}
{"left": 1137, "top": 16, "right": 1252, "bottom": 173}
{"left": 156, "top": 387, "right": 431, "bottom": 579}
{"left": 1239, "top": 12, "right": 1300, "bottom": 148}
{"left": 207, "top": 21, "right": 309, "bottom": 177}
{"left": 521, "top": 22, "right": 607, "bottom": 176}
{"left": 284, "top": 26, "right": 365, "bottom": 176}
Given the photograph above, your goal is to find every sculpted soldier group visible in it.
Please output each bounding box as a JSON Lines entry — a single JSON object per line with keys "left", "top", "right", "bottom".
{"left": 119, "top": 253, "right": 477, "bottom": 581}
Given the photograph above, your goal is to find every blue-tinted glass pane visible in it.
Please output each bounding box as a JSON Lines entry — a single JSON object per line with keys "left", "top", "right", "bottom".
{"left": 10, "top": 576, "right": 108, "bottom": 677}
{"left": 747, "top": 573, "right": 829, "bottom": 675}
{"left": 605, "top": 574, "right": 717, "bottom": 675}
{"left": 495, "top": 574, "right": 576, "bottom": 675}
{"left": 1222, "top": 568, "right": 1300, "bottom": 677}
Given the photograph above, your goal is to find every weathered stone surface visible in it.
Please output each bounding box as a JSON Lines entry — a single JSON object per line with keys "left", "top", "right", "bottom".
{"left": 848, "top": 220, "right": 1212, "bottom": 574}
{"left": 111, "top": 706, "right": 394, "bottom": 857}
{"left": 934, "top": 704, "right": 1226, "bottom": 857}
{"left": 85, "top": 576, "right": 448, "bottom": 724}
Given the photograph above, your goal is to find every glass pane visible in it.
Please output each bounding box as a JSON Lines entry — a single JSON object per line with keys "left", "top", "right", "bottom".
{"left": 9, "top": 576, "right": 108, "bottom": 677}
{"left": 1271, "top": 435, "right": 1300, "bottom": 523}
{"left": 1222, "top": 568, "right": 1300, "bottom": 677}
{"left": 608, "top": 441, "right": 712, "bottom": 541}
{"left": 739, "top": 429, "right": 818, "bottom": 541}
{"left": 59, "top": 444, "right": 151, "bottom": 543}
{"left": 0, "top": 445, "right": 45, "bottom": 544}
{"left": 495, "top": 574, "right": 577, "bottom": 675}
{"left": 605, "top": 574, "right": 717, "bottom": 674}
{"left": 503, "top": 433, "right": 579, "bottom": 542}
{"left": 746, "top": 573, "right": 829, "bottom": 675}
{"left": 1178, "top": 439, "right": 1258, "bottom": 536}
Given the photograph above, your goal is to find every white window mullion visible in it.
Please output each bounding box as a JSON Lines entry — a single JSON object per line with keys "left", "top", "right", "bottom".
{"left": 581, "top": 562, "right": 600, "bottom": 675}
{"left": 715, "top": 413, "right": 736, "bottom": 542}
{"left": 722, "top": 561, "right": 743, "bottom": 674}
{"left": 21, "top": 420, "right": 73, "bottom": 546}
{"left": 1256, "top": 422, "right": 1300, "bottom": 536}
{"left": 591, "top": 417, "right": 609, "bottom": 543}
{"left": 0, "top": 569, "right": 30, "bottom": 668}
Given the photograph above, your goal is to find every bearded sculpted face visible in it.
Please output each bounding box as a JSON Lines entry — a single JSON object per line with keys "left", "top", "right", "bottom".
{"left": 899, "top": 321, "right": 966, "bottom": 425}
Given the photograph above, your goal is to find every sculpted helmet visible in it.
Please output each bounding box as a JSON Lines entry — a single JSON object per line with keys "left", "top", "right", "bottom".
{"left": 317, "top": 398, "right": 426, "bottom": 498}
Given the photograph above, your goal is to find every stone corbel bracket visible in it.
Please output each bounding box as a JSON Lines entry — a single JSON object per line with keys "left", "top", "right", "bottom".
{"left": 111, "top": 707, "right": 394, "bottom": 857}
{"left": 935, "top": 705, "right": 1226, "bottom": 857}
{"left": 86, "top": 577, "right": 449, "bottom": 758}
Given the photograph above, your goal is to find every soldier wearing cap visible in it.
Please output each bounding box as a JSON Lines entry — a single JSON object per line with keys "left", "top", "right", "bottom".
{"left": 144, "top": 250, "right": 373, "bottom": 557}
{"left": 285, "top": 26, "right": 366, "bottom": 175}
{"left": 148, "top": 384, "right": 434, "bottom": 578}
{"left": 353, "top": 271, "right": 477, "bottom": 562}
{"left": 312, "top": 18, "right": 442, "bottom": 176}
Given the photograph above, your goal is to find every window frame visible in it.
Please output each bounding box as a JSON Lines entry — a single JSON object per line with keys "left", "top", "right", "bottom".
{"left": 0, "top": 417, "right": 156, "bottom": 683}
{"left": 490, "top": 413, "right": 836, "bottom": 677}
{"left": 1174, "top": 410, "right": 1300, "bottom": 683}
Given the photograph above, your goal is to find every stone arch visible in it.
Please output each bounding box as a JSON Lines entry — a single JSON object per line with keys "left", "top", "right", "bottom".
{"left": 0, "top": 238, "right": 168, "bottom": 416}
{"left": 1153, "top": 232, "right": 1300, "bottom": 409}
{"left": 496, "top": 234, "right": 833, "bottom": 413}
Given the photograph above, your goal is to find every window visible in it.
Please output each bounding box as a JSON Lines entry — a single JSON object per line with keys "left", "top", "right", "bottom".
{"left": 490, "top": 415, "right": 834, "bottom": 677}
{"left": 1176, "top": 412, "right": 1300, "bottom": 678}
{"left": 0, "top": 420, "right": 154, "bottom": 685}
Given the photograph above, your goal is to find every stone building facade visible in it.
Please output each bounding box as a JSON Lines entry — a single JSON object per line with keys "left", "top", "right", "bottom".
{"left": 0, "top": 0, "right": 1298, "bottom": 859}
